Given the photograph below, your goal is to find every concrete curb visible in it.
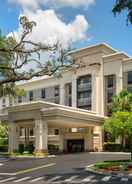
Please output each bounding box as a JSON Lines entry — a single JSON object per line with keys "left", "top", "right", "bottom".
{"left": 89, "top": 152, "right": 131, "bottom": 155}
{"left": 0, "top": 158, "right": 11, "bottom": 163}
{"left": 9, "top": 154, "right": 56, "bottom": 159}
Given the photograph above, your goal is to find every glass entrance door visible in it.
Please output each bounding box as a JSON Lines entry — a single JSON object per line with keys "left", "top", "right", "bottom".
{"left": 67, "top": 139, "right": 84, "bottom": 153}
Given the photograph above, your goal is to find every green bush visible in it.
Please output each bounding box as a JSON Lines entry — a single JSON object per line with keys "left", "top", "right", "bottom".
{"left": 0, "top": 145, "right": 8, "bottom": 152}
{"left": 95, "top": 162, "right": 112, "bottom": 169}
{"left": 18, "top": 144, "right": 24, "bottom": 154}
{"left": 48, "top": 144, "right": 59, "bottom": 151}
{"left": 25, "top": 144, "right": 34, "bottom": 154}
{"left": 0, "top": 138, "right": 8, "bottom": 145}
{"left": 103, "top": 142, "right": 122, "bottom": 152}
{"left": 95, "top": 161, "right": 120, "bottom": 170}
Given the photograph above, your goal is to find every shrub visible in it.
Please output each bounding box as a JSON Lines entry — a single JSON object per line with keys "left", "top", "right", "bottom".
{"left": 0, "top": 138, "right": 8, "bottom": 145}
{"left": 25, "top": 144, "right": 34, "bottom": 154}
{"left": 95, "top": 162, "right": 111, "bottom": 169}
{"left": 48, "top": 144, "right": 59, "bottom": 151}
{"left": 95, "top": 161, "right": 120, "bottom": 170}
{"left": 103, "top": 142, "right": 122, "bottom": 152}
{"left": 0, "top": 145, "right": 8, "bottom": 152}
{"left": 18, "top": 144, "right": 24, "bottom": 154}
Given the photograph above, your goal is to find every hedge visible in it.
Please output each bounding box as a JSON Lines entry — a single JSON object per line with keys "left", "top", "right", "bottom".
{"left": 18, "top": 144, "right": 34, "bottom": 154}
{"left": 0, "top": 145, "right": 8, "bottom": 152}
{"left": 103, "top": 142, "right": 122, "bottom": 152}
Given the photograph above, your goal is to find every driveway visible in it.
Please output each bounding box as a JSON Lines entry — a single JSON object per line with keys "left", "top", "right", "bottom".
{"left": 0, "top": 152, "right": 131, "bottom": 184}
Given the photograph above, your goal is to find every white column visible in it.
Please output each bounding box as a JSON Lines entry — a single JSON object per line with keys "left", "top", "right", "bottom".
{"left": 88, "top": 127, "right": 94, "bottom": 151}
{"left": 72, "top": 75, "right": 77, "bottom": 107}
{"left": 99, "top": 127, "right": 103, "bottom": 151}
{"left": 100, "top": 62, "right": 105, "bottom": 115}
{"left": 60, "top": 84, "right": 65, "bottom": 105}
{"left": 116, "top": 63, "right": 123, "bottom": 94}
{"left": 97, "top": 126, "right": 103, "bottom": 151}
{"left": 84, "top": 128, "right": 89, "bottom": 152}
{"left": 34, "top": 119, "right": 48, "bottom": 157}
{"left": 84, "top": 128, "right": 93, "bottom": 152}
{"left": 8, "top": 122, "right": 19, "bottom": 153}
{"left": 59, "top": 128, "right": 64, "bottom": 152}
{"left": 92, "top": 72, "right": 97, "bottom": 112}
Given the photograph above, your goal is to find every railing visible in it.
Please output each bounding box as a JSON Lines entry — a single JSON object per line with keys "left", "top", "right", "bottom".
{"left": 78, "top": 97, "right": 91, "bottom": 106}
{"left": 78, "top": 83, "right": 91, "bottom": 92}
{"left": 14, "top": 96, "right": 60, "bottom": 105}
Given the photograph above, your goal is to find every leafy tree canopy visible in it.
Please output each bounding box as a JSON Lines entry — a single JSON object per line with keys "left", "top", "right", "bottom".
{"left": 112, "top": 90, "right": 132, "bottom": 112}
{"left": 113, "top": 0, "right": 132, "bottom": 24}
{"left": 104, "top": 111, "right": 132, "bottom": 139}
{"left": 104, "top": 90, "right": 132, "bottom": 148}
{"left": 0, "top": 123, "right": 8, "bottom": 138}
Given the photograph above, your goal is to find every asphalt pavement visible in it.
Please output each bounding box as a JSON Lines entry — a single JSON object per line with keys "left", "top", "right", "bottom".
{"left": 0, "top": 152, "right": 131, "bottom": 184}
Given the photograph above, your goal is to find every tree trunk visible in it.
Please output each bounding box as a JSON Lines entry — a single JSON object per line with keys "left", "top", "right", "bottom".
{"left": 122, "top": 136, "right": 126, "bottom": 150}
{"left": 130, "top": 137, "right": 132, "bottom": 160}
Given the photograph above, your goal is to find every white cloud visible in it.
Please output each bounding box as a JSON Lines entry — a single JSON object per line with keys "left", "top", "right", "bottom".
{"left": 49, "top": 0, "right": 95, "bottom": 8}
{"left": 12, "top": 9, "right": 89, "bottom": 48}
{"left": 9, "top": 0, "right": 40, "bottom": 9}
{"left": 9, "top": 0, "right": 95, "bottom": 10}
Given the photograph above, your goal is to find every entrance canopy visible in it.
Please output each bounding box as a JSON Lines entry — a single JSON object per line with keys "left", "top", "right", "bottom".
{"left": 0, "top": 101, "right": 105, "bottom": 128}
{"left": 0, "top": 101, "right": 105, "bottom": 155}
{"left": 41, "top": 106, "right": 104, "bottom": 128}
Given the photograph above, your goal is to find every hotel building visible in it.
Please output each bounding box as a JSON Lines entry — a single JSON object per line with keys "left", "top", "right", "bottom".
{"left": 0, "top": 43, "right": 132, "bottom": 156}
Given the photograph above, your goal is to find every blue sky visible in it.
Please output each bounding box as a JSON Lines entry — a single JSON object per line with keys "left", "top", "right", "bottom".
{"left": 0, "top": 0, "right": 132, "bottom": 55}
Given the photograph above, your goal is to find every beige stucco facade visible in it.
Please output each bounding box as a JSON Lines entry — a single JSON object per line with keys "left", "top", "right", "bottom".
{"left": 1, "top": 43, "right": 132, "bottom": 156}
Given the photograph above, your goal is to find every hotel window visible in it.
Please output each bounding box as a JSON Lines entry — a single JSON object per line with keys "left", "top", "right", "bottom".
{"left": 127, "top": 71, "right": 132, "bottom": 92}
{"left": 20, "top": 128, "right": 25, "bottom": 137}
{"left": 105, "top": 75, "right": 116, "bottom": 115}
{"left": 54, "top": 86, "right": 59, "bottom": 97}
{"left": 41, "top": 88, "right": 45, "bottom": 99}
{"left": 65, "top": 83, "right": 72, "bottom": 106}
{"left": 29, "top": 91, "right": 34, "bottom": 101}
{"left": 9, "top": 97, "right": 13, "bottom": 106}
{"left": 2, "top": 98, "right": 6, "bottom": 108}
{"left": 54, "top": 129, "right": 59, "bottom": 135}
{"left": 29, "top": 128, "right": 34, "bottom": 136}
{"left": 77, "top": 75, "right": 92, "bottom": 110}
{"left": 18, "top": 96, "right": 22, "bottom": 103}
{"left": 54, "top": 86, "right": 60, "bottom": 104}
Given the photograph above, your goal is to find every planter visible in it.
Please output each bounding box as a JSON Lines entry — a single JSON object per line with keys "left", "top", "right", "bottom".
{"left": 87, "top": 160, "right": 132, "bottom": 177}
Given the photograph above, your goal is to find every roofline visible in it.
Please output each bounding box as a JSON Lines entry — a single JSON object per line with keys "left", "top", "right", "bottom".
{"left": 17, "top": 75, "right": 53, "bottom": 87}
{"left": 7, "top": 100, "right": 105, "bottom": 119}
{"left": 41, "top": 107, "right": 105, "bottom": 123}
{"left": 103, "top": 52, "right": 130, "bottom": 59}
{"left": 69, "top": 42, "right": 118, "bottom": 55}
{"left": 123, "top": 57, "right": 132, "bottom": 62}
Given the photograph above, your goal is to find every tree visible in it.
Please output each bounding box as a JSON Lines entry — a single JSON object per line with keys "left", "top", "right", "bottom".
{"left": 0, "top": 123, "right": 8, "bottom": 138}
{"left": 112, "top": 0, "right": 132, "bottom": 24}
{"left": 104, "top": 90, "right": 132, "bottom": 149}
{"left": 0, "top": 16, "right": 73, "bottom": 97}
{"left": 112, "top": 90, "right": 132, "bottom": 112}
{"left": 0, "top": 123, "right": 8, "bottom": 145}
{"left": 104, "top": 111, "right": 132, "bottom": 149}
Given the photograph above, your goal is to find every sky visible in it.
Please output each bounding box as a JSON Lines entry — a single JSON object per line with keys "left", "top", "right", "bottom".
{"left": 0, "top": 0, "right": 132, "bottom": 55}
